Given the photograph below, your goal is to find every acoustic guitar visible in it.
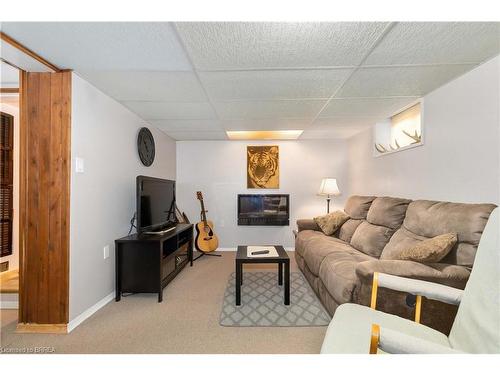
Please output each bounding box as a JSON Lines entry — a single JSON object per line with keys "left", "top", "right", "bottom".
{"left": 195, "top": 191, "right": 219, "bottom": 254}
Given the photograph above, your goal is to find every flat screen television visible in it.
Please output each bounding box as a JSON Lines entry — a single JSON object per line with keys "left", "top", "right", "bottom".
{"left": 136, "top": 176, "right": 176, "bottom": 233}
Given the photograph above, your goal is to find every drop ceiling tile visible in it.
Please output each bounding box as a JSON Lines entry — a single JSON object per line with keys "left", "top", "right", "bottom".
{"left": 338, "top": 65, "right": 475, "bottom": 98}
{"left": 165, "top": 131, "right": 227, "bottom": 140}
{"left": 2, "top": 22, "right": 192, "bottom": 71}
{"left": 149, "top": 119, "right": 223, "bottom": 131}
{"left": 199, "top": 69, "right": 352, "bottom": 100}
{"left": 213, "top": 99, "right": 326, "bottom": 120}
{"left": 176, "top": 22, "right": 389, "bottom": 70}
{"left": 312, "top": 117, "right": 378, "bottom": 129}
{"left": 319, "top": 97, "right": 418, "bottom": 118}
{"left": 221, "top": 118, "right": 310, "bottom": 131}
{"left": 78, "top": 71, "right": 207, "bottom": 101}
{"left": 122, "top": 101, "right": 216, "bottom": 120}
{"left": 0, "top": 62, "right": 19, "bottom": 86}
{"left": 365, "top": 22, "right": 500, "bottom": 65}
{"left": 300, "top": 128, "right": 366, "bottom": 139}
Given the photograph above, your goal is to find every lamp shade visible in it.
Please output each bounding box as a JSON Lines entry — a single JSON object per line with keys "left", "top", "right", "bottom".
{"left": 318, "top": 178, "right": 340, "bottom": 196}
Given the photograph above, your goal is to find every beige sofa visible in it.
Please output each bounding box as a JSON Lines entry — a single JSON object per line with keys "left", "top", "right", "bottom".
{"left": 295, "top": 195, "right": 496, "bottom": 333}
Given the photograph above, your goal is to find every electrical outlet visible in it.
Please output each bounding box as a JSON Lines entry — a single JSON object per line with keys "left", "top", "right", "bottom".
{"left": 103, "top": 245, "right": 110, "bottom": 259}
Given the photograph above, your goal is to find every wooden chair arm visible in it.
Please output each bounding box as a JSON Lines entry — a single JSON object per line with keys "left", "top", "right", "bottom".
{"left": 370, "top": 271, "right": 423, "bottom": 323}
{"left": 369, "top": 324, "right": 380, "bottom": 354}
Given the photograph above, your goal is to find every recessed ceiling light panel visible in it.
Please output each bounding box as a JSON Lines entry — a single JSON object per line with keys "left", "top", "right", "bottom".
{"left": 226, "top": 130, "right": 304, "bottom": 140}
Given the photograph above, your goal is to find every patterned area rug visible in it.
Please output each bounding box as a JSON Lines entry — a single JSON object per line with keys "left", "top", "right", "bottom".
{"left": 220, "top": 271, "right": 331, "bottom": 327}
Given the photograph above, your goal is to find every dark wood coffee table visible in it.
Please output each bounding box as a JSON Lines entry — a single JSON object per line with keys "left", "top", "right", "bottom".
{"left": 235, "top": 245, "right": 290, "bottom": 306}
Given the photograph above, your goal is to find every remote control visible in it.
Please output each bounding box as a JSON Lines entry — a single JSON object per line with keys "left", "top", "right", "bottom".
{"left": 251, "top": 250, "right": 270, "bottom": 255}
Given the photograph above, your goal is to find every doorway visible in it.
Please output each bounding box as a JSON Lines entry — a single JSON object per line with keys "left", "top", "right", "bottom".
{"left": 0, "top": 61, "right": 20, "bottom": 310}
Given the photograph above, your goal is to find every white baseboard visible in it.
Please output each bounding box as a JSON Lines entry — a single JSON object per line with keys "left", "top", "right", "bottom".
{"left": 0, "top": 293, "right": 19, "bottom": 309}
{"left": 216, "top": 247, "right": 295, "bottom": 252}
{"left": 67, "top": 291, "right": 114, "bottom": 333}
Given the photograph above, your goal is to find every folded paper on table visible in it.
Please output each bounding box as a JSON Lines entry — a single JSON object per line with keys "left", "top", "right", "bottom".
{"left": 247, "top": 246, "right": 279, "bottom": 257}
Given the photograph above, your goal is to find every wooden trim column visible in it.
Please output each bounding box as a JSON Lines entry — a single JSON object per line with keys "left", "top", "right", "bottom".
{"left": 17, "top": 70, "right": 71, "bottom": 333}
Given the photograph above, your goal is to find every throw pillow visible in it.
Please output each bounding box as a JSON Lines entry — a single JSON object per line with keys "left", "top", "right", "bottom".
{"left": 313, "top": 211, "right": 350, "bottom": 236}
{"left": 397, "top": 233, "right": 458, "bottom": 263}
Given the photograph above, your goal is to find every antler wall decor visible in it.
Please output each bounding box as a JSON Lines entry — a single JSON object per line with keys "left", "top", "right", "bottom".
{"left": 374, "top": 139, "right": 400, "bottom": 154}
{"left": 402, "top": 129, "right": 422, "bottom": 144}
{"left": 374, "top": 130, "right": 422, "bottom": 154}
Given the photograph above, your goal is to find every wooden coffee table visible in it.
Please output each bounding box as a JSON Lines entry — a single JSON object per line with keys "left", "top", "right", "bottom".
{"left": 235, "top": 245, "right": 290, "bottom": 306}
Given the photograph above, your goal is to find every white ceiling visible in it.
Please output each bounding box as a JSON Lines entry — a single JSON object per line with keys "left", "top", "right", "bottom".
{"left": 2, "top": 22, "right": 499, "bottom": 140}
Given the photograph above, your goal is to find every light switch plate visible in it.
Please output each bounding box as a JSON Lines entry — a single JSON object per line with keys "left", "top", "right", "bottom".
{"left": 75, "top": 157, "right": 85, "bottom": 173}
{"left": 103, "top": 245, "right": 110, "bottom": 259}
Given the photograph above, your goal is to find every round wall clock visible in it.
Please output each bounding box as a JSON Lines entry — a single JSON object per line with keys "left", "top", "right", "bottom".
{"left": 137, "top": 127, "right": 155, "bottom": 167}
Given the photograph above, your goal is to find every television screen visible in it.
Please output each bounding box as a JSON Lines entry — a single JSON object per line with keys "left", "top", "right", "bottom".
{"left": 137, "top": 176, "right": 176, "bottom": 233}
{"left": 238, "top": 195, "right": 288, "bottom": 217}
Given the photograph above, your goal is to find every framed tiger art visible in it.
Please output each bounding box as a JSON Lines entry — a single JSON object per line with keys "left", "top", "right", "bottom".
{"left": 247, "top": 146, "right": 280, "bottom": 189}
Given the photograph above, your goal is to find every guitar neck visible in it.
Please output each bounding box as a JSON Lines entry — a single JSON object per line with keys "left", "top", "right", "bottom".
{"left": 200, "top": 199, "right": 208, "bottom": 225}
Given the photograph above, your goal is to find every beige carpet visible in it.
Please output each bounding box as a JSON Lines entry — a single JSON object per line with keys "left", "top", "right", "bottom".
{"left": 0, "top": 251, "right": 327, "bottom": 354}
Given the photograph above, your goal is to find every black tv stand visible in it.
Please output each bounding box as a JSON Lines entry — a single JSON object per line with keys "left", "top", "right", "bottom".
{"left": 115, "top": 224, "right": 193, "bottom": 302}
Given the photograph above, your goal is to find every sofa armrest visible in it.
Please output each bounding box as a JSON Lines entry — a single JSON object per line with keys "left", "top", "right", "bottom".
{"left": 355, "top": 259, "right": 470, "bottom": 290}
{"left": 297, "top": 219, "right": 320, "bottom": 232}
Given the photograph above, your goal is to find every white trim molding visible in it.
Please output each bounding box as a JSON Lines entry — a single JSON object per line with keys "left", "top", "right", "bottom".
{"left": 67, "top": 291, "right": 114, "bottom": 333}
{"left": 0, "top": 300, "right": 19, "bottom": 309}
{"left": 0, "top": 293, "right": 19, "bottom": 309}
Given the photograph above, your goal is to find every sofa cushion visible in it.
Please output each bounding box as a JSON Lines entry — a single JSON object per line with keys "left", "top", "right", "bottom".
{"left": 319, "top": 250, "right": 375, "bottom": 304}
{"left": 344, "top": 195, "right": 376, "bottom": 220}
{"left": 397, "top": 233, "right": 457, "bottom": 263}
{"left": 337, "top": 219, "right": 363, "bottom": 243}
{"left": 350, "top": 221, "right": 395, "bottom": 257}
{"left": 403, "top": 200, "right": 496, "bottom": 267}
{"left": 295, "top": 230, "right": 326, "bottom": 258}
{"left": 381, "top": 227, "right": 427, "bottom": 260}
{"left": 367, "top": 197, "right": 411, "bottom": 229}
{"left": 302, "top": 236, "right": 356, "bottom": 276}
{"left": 314, "top": 210, "right": 350, "bottom": 235}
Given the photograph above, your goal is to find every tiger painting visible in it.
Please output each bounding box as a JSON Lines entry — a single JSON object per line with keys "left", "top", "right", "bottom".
{"left": 247, "top": 146, "right": 279, "bottom": 189}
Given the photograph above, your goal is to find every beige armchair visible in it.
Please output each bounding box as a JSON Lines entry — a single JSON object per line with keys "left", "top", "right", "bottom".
{"left": 320, "top": 208, "right": 499, "bottom": 354}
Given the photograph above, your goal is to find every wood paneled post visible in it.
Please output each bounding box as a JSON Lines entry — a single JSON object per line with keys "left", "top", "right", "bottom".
{"left": 17, "top": 71, "right": 71, "bottom": 333}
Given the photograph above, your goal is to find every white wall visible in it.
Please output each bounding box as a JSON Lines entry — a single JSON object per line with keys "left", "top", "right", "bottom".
{"left": 0, "top": 100, "right": 19, "bottom": 271}
{"left": 70, "top": 73, "right": 176, "bottom": 320}
{"left": 176, "top": 140, "right": 349, "bottom": 248}
{"left": 348, "top": 56, "right": 500, "bottom": 205}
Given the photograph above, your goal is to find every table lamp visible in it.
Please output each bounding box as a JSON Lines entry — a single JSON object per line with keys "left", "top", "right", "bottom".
{"left": 318, "top": 178, "right": 340, "bottom": 213}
